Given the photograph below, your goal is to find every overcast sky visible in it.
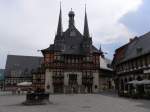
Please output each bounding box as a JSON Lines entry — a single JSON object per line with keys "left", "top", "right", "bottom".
{"left": 0, "top": 0, "right": 150, "bottom": 69}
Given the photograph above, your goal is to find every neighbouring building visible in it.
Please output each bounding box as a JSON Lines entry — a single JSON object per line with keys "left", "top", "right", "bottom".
{"left": 99, "top": 54, "right": 114, "bottom": 91}
{"left": 112, "top": 32, "right": 150, "bottom": 95}
{"left": 4, "top": 55, "right": 42, "bottom": 90}
{"left": 0, "top": 69, "right": 5, "bottom": 90}
{"left": 41, "top": 7, "right": 102, "bottom": 93}
{"left": 32, "top": 66, "right": 45, "bottom": 91}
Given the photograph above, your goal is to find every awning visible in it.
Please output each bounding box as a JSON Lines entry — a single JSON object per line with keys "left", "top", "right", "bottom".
{"left": 127, "top": 80, "right": 150, "bottom": 85}
{"left": 138, "top": 80, "right": 150, "bottom": 85}
{"left": 127, "top": 80, "right": 140, "bottom": 85}
{"left": 17, "top": 82, "right": 32, "bottom": 86}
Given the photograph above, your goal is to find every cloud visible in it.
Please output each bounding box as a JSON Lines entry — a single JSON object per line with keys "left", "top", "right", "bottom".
{"left": 86, "top": 0, "right": 142, "bottom": 45}
{"left": 120, "top": 0, "right": 150, "bottom": 35}
{"left": 0, "top": 0, "right": 143, "bottom": 68}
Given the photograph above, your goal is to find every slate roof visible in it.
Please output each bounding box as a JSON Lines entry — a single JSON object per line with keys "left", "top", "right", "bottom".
{"left": 92, "top": 45, "right": 100, "bottom": 53}
{"left": 61, "top": 27, "right": 84, "bottom": 55}
{"left": 5, "top": 55, "right": 43, "bottom": 77}
{"left": 41, "top": 9, "right": 100, "bottom": 55}
{"left": 123, "top": 32, "right": 150, "bottom": 61}
{"left": 113, "top": 32, "right": 150, "bottom": 65}
{"left": 42, "top": 27, "right": 100, "bottom": 55}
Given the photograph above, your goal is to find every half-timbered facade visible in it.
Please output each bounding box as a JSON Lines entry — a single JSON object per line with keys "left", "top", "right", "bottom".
{"left": 4, "top": 55, "right": 42, "bottom": 91}
{"left": 41, "top": 7, "right": 101, "bottom": 93}
{"left": 112, "top": 32, "right": 150, "bottom": 95}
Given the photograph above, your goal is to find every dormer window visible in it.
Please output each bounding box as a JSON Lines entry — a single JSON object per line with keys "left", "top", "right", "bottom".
{"left": 70, "top": 31, "right": 76, "bottom": 36}
{"left": 136, "top": 47, "right": 142, "bottom": 54}
{"left": 70, "top": 45, "right": 75, "bottom": 49}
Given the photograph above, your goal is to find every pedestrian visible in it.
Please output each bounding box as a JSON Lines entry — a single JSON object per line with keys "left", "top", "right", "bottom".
{"left": 17, "top": 87, "right": 21, "bottom": 95}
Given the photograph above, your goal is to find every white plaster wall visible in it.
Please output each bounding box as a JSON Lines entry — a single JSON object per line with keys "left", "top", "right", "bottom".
{"left": 77, "top": 72, "right": 82, "bottom": 85}
{"left": 77, "top": 72, "right": 82, "bottom": 93}
{"left": 45, "top": 69, "right": 53, "bottom": 93}
{"left": 93, "top": 71, "right": 100, "bottom": 93}
{"left": 64, "top": 72, "right": 69, "bottom": 86}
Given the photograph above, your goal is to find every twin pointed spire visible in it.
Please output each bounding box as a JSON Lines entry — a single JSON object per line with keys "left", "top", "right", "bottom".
{"left": 56, "top": 2, "right": 63, "bottom": 36}
{"left": 56, "top": 3, "right": 90, "bottom": 37}
{"left": 83, "top": 5, "right": 90, "bottom": 38}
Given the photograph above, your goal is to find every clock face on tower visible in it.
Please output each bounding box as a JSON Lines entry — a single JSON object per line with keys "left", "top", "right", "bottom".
{"left": 70, "top": 31, "right": 76, "bottom": 37}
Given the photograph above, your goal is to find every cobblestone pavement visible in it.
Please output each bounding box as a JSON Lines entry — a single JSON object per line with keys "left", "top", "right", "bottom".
{"left": 0, "top": 94, "right": 150, "bottom": 112}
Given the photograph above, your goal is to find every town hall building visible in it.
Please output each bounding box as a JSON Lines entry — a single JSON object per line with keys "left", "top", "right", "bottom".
{"left": 41, "top": 7, "right": 101, "bottom": 93}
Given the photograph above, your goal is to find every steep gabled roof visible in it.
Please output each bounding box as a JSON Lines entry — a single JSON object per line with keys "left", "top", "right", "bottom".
{"left": 113, "top": 32, "right": 150, "bottom": 65}
{"left": 92, "top": 45, "right": 100, "bottom": 54}
{"left": 61, "top": 27, "right": 84, "bottom": 55}
{"left": 123, "top": 32, "right": 150, "bottom": 61}
{"left": 5, "top": 55, "right": 43, "bottom": 77}
{"left": 42, "top": 27, "right": 100, "bottom": 55}
{"left": 42, "top": 9, "right": 100, "bottom": 55}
